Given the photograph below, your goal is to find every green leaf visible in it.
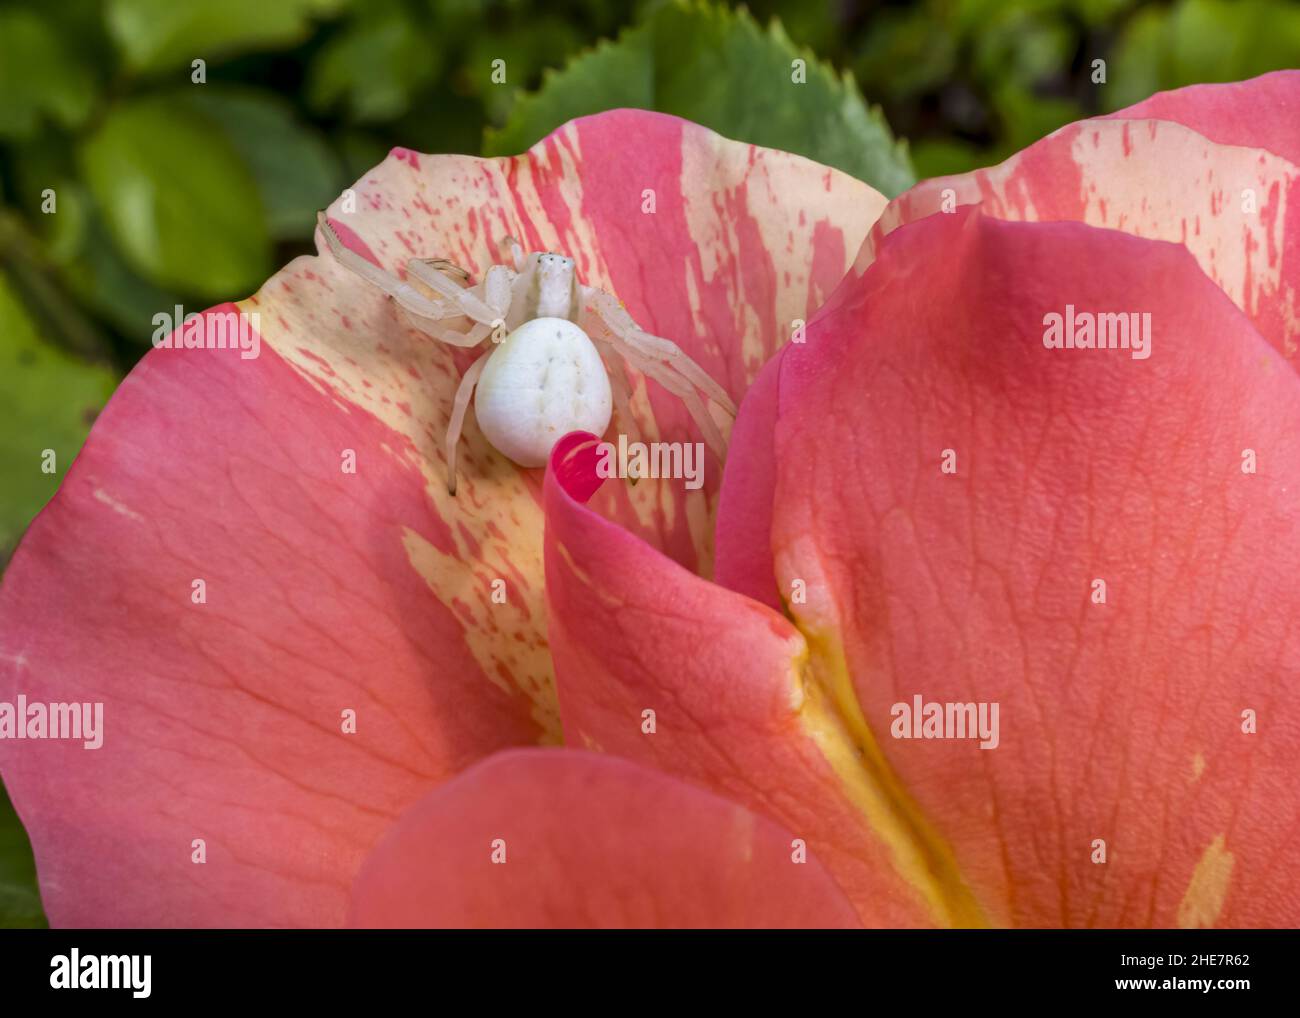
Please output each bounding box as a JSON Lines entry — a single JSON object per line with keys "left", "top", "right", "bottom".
{"left": 971, "top": 14, "right": 1074, "bottom": 88}
{"left": 750, "top": 0, "right": 840, "bottom": 54}
{"left": 106, "top": 0, "right": 347, "bottom": 74}
{"left": 9, "top": 146, "right": 189, "bottom": 340}
{"left": 485, "top": 32, "right": 651, "bottom": 148}
{"left": 0, "top": 269, "right": 117, "bottom": 566}
{"left": 180, "top": 87, "right": 344, "bottom": 240}
{"left": 1068, "top": 0, "right": 1138, "bottom": 26}
{"left": 80, "top": 96, "right": 271, "bottom": 298}
{"left": 0, "top": 774, "right": 45, "bottom": 930}
{"left": 0, "top": 778, "right": 45, "bottom": 929}
{"left": 0, "top": 204, "right": 115, "bottom": 364}
{"left": 338, "top": 131, "right": 393, "bottom": 183}
{"left": 0, "top": 8, "right": 96, "bottom": 138}
{"left": 483, "top": 0, "right": 914, "bottom": 197}
{"left": 461, "top": 17, "right": 586, "bottom": 123}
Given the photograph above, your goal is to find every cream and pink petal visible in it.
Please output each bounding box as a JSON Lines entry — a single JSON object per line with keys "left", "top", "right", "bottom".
{"left": 1109, "top": 70, "right": 1300, "bottom": 166}
{"left": 311, "top": 109, "right": 883, "bottom": 574}
{"left": 858, "top": 75, "right": 1300, "bottom": 362}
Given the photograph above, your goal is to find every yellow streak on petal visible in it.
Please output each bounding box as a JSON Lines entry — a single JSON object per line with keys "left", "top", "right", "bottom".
{"left": 794, "top": 626, "right": 988, "bottom": 928}
{"left": 1177, "top": 834, "right": 1235, "bottom": 929}
{"left": 769, "top": 533, "right": 982, "bottom": 930}
{"left": 402, "top": 526, "right": 560, "bottom": 743}
{"left": 238, "top": 217, "right": 561, "bottom": 744}
{"left": 777, "top": 534, "right": 988, "bottom": 928}
{"left": 686, "top": 485, "right": 716, "bottom": 582}
{"left": 1191, "top": 753, "right": 1206, "bottom": 782}
{"left": 656, "top": 470, "right": 677, "bottom": 532}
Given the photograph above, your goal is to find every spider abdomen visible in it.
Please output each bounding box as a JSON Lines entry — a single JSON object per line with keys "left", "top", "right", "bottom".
{"left": 473, "top": 317, "right": 612, "bottom": 468}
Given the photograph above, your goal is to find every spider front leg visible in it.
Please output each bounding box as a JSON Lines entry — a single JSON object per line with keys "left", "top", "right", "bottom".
{"left": 316, "top": 212, "right": 486, "bottom": 347}
{"left": 419, "top": 263, "right": 519, "bottom": 491}
{"left": 590, "top": 336, "right": 643, "bottom": 449}
{"left": 501, "top": 236, "right": 526, "bottom": 274}
{"left": 581, "top": 287, "right": 738, "bottom": 417}
{"left": 581, "top": 286, "right": 736, "bottom": 462}
{"left": 618, "top": 344, "right": 729, "bottom": 462}
{"left": 406, "top": 260, "right": 519, "bottom": 344}
{"left": 405, "top": 259, "right": 514, "bottom": 335}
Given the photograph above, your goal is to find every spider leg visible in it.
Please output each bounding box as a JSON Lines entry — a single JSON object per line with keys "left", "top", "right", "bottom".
{"left": 396, "top": 308, "right": 494, "bottom": 347}
{"left": 612, "top": 341, "right": 728, "bottom": 464}
{"left": 402, "top": 261, "right": 517, "bottom": 342}
{"left": 503, "top": 255, "right": 539, "bottom": 332}
{"left": 481, "top": 265, "right": 517, "bottom": 340}
{"left": 501, "top": 236, "right": 526, "bottom": 273}
{"left": 317, "top": 212, "right": 457, "bottom": 324}
{"left": 582, "top": 286, "right": 738, "bottom": 417}
{"left": 406, "top": 257, "right": 507, "bottom": 328}
{"left": 590, "top": 336, "right": 642, "bottom": 447}
{"left": 412, "top": 258, "right": 472, "bottom": 286}
{"left": 649, "top": 366, "right": 728, "bottom": 463}
{"left": 446, "top": 348, "right": 493, "bottom": 495}
{"left": 318, "top": 212, "right": 492, "bottom": 349}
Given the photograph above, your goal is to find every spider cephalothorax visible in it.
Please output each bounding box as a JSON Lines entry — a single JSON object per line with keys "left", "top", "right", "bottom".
{"left": 317, "top": 213, "right": 736, "bottom": 493}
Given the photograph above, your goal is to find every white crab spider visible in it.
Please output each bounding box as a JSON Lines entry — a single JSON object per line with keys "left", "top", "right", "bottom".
{"left": 316, "top": 213, "right": 737, "bottom": 494}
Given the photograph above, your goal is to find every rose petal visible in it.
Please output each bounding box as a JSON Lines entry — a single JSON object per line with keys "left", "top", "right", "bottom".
{"left": 0, "top": 312, "right": 550, "bottom": 927}
{"left": 0, "top": 111, "right": 876, "bottom": 927}
{"left": 548, "top": 207, "right": 1300, "bottom": 927}
{"left": 1108, "top": 70, "right": 1300, "bottom": 166}
{"left": 859, "top": 77, "right": 1300, "bottom": 361}
{"left": 348, "top": 748, "right": 860, "bottom": 928}
{"left": 545, "top": 442, "right": 938, "bottom": 926}
{"left": 713, "top": 348, "right": 784, "bottom": 609}
{"left": 772, "top": 209, "right": 1300, "bottom": 926}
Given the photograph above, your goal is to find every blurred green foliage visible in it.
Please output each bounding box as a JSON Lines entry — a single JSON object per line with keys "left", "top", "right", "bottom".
{"left": 0, "top": 0, "right": 1297, "bottom": 928}
{"left": 814, "top": 0, "right": 1300, "bottom": 176}
{"left": 0, "top": 782, "right": 44, "bottom": 928}
{"left": 0, "top": 265, "right": 116, "bottom": 554}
